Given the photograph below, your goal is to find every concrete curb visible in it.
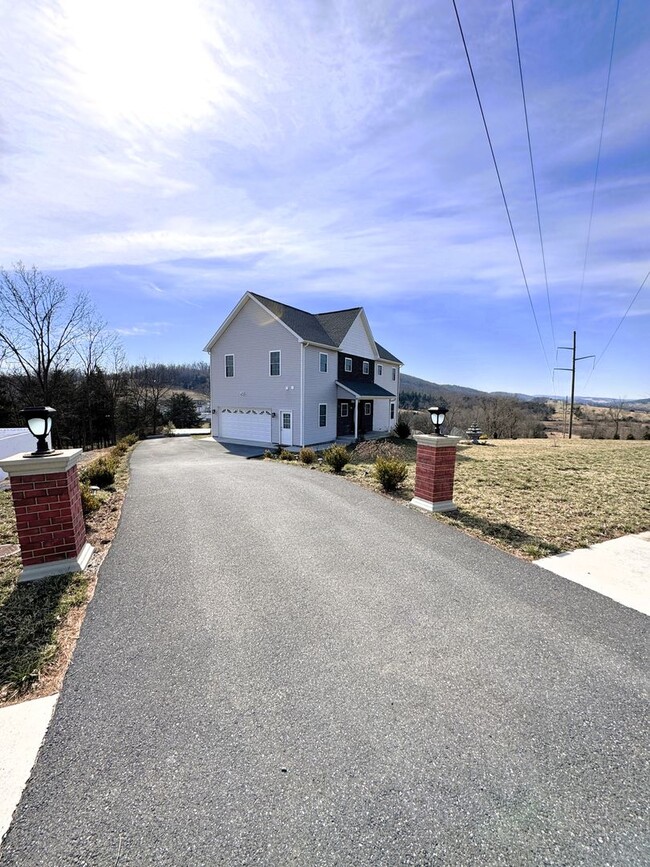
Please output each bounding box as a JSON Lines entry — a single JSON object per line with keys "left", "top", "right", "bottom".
{"left": 0, "top": 694, "right": 58, "bottom": 846}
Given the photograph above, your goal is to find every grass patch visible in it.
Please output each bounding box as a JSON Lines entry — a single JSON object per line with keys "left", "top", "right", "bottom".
{"left": 345, "top": 438, "right": 650, "bottom": 559}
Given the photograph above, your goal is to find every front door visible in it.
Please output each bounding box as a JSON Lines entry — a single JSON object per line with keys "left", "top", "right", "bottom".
{"left": 337, "top": 400, "right": 355, "bottom": 436}
{"left": 280, "top": 411, "right": 292, "bottom": 446}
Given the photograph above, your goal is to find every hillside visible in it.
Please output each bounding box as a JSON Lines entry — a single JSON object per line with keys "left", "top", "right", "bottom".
{"left": 401, "top": 373, "right": 648, "bottom": 409}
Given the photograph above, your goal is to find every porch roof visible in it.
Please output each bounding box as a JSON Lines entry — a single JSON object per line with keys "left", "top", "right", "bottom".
{"left": 336, "top": 380, "right": 396, "bottom": 399}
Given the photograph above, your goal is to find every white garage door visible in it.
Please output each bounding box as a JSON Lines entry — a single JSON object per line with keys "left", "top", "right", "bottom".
{"left": 219, "top": 408, "right": 272, "bottom": 442}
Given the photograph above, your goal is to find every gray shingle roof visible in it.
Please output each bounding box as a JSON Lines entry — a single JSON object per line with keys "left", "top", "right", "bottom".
{"left": 249, "top": 292, "right": 401, "bottom": 363}
{"left": 336, "top": 380, "right": 396, "bottom": 398}
{"left": 314, "top": 309, "right": 361, "bottom": 346}
{"left": 249, "top": 293, "right": 334, "bottom": 345}
{"left": 375, "top": 342, "right": 402, "bottom": 364}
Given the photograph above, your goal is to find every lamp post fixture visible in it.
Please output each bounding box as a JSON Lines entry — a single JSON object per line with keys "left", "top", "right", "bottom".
{"left": 21, "top": 406, "right": 60, "bottom": 457}
{"left": 428, "top": 405, "right": 448, "bottom": 437}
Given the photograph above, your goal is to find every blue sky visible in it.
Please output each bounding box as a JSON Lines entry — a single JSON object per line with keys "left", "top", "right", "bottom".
{"left": 1, "top": 0, "right": 648, "bottom": 398}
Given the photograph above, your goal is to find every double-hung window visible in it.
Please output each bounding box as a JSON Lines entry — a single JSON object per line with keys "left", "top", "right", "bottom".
{"left": 319, "top": 353, "right": 328, "bottom": 373}
{"left": 377, "top": 364, "right": 383, "bottom": 376}
{"left": 269, "top": 350, "right": 281, "bottom": 376}
{"left": 390, "top": 402, "right": 395, "bottom": 420}
{"left": 225, "top": 354, "right": 234, "bottom": 378}
{"left": 362, "top": 361, "right": 370, "bottom": 375}
{"left": 319, "top": 404, "right": 327, "bottom": 427}
{"left": 344, "top": 357, "right": 352, "bottom": 373}
{"left": 392, "top": 368, "right": 396, "bottom": 381}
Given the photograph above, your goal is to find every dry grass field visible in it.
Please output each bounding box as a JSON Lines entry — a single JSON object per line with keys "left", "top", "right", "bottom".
{"left": 345, "top": 438, "right": 650, "bottom": 560}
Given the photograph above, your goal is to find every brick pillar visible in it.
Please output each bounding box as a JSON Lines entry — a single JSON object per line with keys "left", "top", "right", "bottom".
{"left": 0, "top": 449, "right": 93, "bottom": 583}
{"left": 410, "top": 435, "right": 461, "bottom": 513}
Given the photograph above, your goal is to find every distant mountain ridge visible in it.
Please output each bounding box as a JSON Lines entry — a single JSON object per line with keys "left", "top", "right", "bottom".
{"left": 400, "top": 373, "right": 649, "bottom": 408}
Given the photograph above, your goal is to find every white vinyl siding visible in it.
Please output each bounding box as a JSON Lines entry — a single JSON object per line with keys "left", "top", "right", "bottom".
{"left": 225, "top": 354, "right": 234, "bottom": 377}
{"left": 209, "top": 297, "right": 300, "bottom": 443}
{"left": 319, "top": 352, "right": 328, "bottom": 373}
{"left": 319, "top": 404, "right": 327, "bottom": 427}
{"left": 339, "top": 312, "right": 375, "bottom": 357}
{"left": 269, "top": 350, "right": 281, "bottom": 376}
{"left": 302, "top": 345, "right": 337, "bottom": 445}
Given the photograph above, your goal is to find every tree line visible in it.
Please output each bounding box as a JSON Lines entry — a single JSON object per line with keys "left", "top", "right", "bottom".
{"left": 400, "top": 390, "right": 553, "bottom": 439}
{"left": 0, "top": 264, "right": 207, "bottom": 448}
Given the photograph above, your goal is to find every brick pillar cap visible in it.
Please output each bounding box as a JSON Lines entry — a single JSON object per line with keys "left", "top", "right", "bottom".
{"left": 0, "top": 448, "right": 82, "bottom": 477}
{"left": 413, "top": 435, "right": 461, "bottom": 448}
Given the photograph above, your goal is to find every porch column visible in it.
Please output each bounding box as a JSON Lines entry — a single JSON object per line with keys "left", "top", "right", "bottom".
{"left": 0, "top": 449, "right": 93, "bottom": 583}
{"left": 410, "top": 434, "right": 461, "bottom": 513}
{"left": 354, "top": 399, "right": 359, "bottom": 440}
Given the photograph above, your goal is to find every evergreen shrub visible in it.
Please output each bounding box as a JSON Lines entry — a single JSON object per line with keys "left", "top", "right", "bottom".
{"left": 373, "top": 456, "right": 408, "bottom": 491}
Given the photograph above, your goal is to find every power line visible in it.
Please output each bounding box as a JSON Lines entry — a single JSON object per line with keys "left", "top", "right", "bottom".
{"left": 510, "top": 0, "right": 556, "bottom": 349}
{"left": 581, "top": 269, "right": 649, "bottom": 391}
{"left": 576, "top": 0, "right": 620, "bottom": 331}
{"left": 451, "top": 0, "right": 553, "bottom": 379}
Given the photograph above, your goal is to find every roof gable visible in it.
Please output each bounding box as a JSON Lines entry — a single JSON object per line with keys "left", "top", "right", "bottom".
{"left": 249, "top": 293, "right": 335, "bottom": 346}
{"left": 314, "top": 308, "right": 361, "bottom": 346}
{"left": 204, "top": 291, "right": 402, "bottom": 364}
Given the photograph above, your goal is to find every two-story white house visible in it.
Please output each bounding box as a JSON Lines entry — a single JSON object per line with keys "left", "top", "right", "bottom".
{"left": 203, "top": 292, "right": 402, "bottom": 448}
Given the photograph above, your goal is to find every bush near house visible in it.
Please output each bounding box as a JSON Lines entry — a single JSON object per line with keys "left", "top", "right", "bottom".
{"left": 373, "top": 456, "right": 408, "bottom": 492}
{"left": 299, "top": 448, "right": 316, "bottom": 464}
{"left": 323, "top": 444, "right": 349, "bottom": 473}
{"left": 394, "top": 414, "right": 411, "bottom": 439}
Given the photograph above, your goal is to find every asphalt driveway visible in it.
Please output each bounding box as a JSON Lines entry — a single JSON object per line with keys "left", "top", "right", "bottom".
{"left": 2, "top": 438, "right": 648, "bottom": 865}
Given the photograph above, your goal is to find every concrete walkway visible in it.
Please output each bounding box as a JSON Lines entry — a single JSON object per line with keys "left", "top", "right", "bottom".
{"left": 536, "top": 531, "right": 650, "bottom": 616}
{"left": 1, "top": 438, "right": 648, "bottom": 865}
{"left": 0, "top": 695, "right": 58, "bottom": 844}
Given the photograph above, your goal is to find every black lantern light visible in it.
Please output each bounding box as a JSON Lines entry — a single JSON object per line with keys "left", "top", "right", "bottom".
{"left": 428, "top": 405, "right": 448, "bottom": 436}
{"left": 21, "top": 406, "right": 59, "bottom": 457}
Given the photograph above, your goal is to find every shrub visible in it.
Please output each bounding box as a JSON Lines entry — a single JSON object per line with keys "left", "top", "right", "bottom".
{"left": 263, "top": 450, "right": 275, "bottom": 459}
{"left": 111, "top": 434, "right": 138, "bottom": 458}
{"left": 299, "top": 447, "right": 316, "bottom": 464}
{"left": 79, "top": 457, "right": 116, "bottom": 488}
{"left": 323, "top": 444, "right": 349, "bottom": 473}
{"left": 162, "top": 422, "right": 176, "bottom": 437}
{"left": 394, "top": 414, "right": 411, "bottom": 439}
{"left": 80, "top": 484, "right": 101, "bottom": 516}
{"left": 626, "top": 433, "right": 635, "bottom": 440}
{"left": 373, "top": 456, "right": 408, "bottom": 492}
{"left": 279, "top": 449, "right": 294, "bottom": 461}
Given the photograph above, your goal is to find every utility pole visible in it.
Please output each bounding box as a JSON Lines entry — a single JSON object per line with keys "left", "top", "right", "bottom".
{"left": 555, "top": 331, "right": 595, "bottom": 439}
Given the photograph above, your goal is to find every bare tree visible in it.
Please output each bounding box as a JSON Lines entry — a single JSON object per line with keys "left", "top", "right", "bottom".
{"left": 0, "top": 262, "right": 91, "bottom": 404}
{"left": 606, "top": 400, "right": 625, "bottom": 439}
